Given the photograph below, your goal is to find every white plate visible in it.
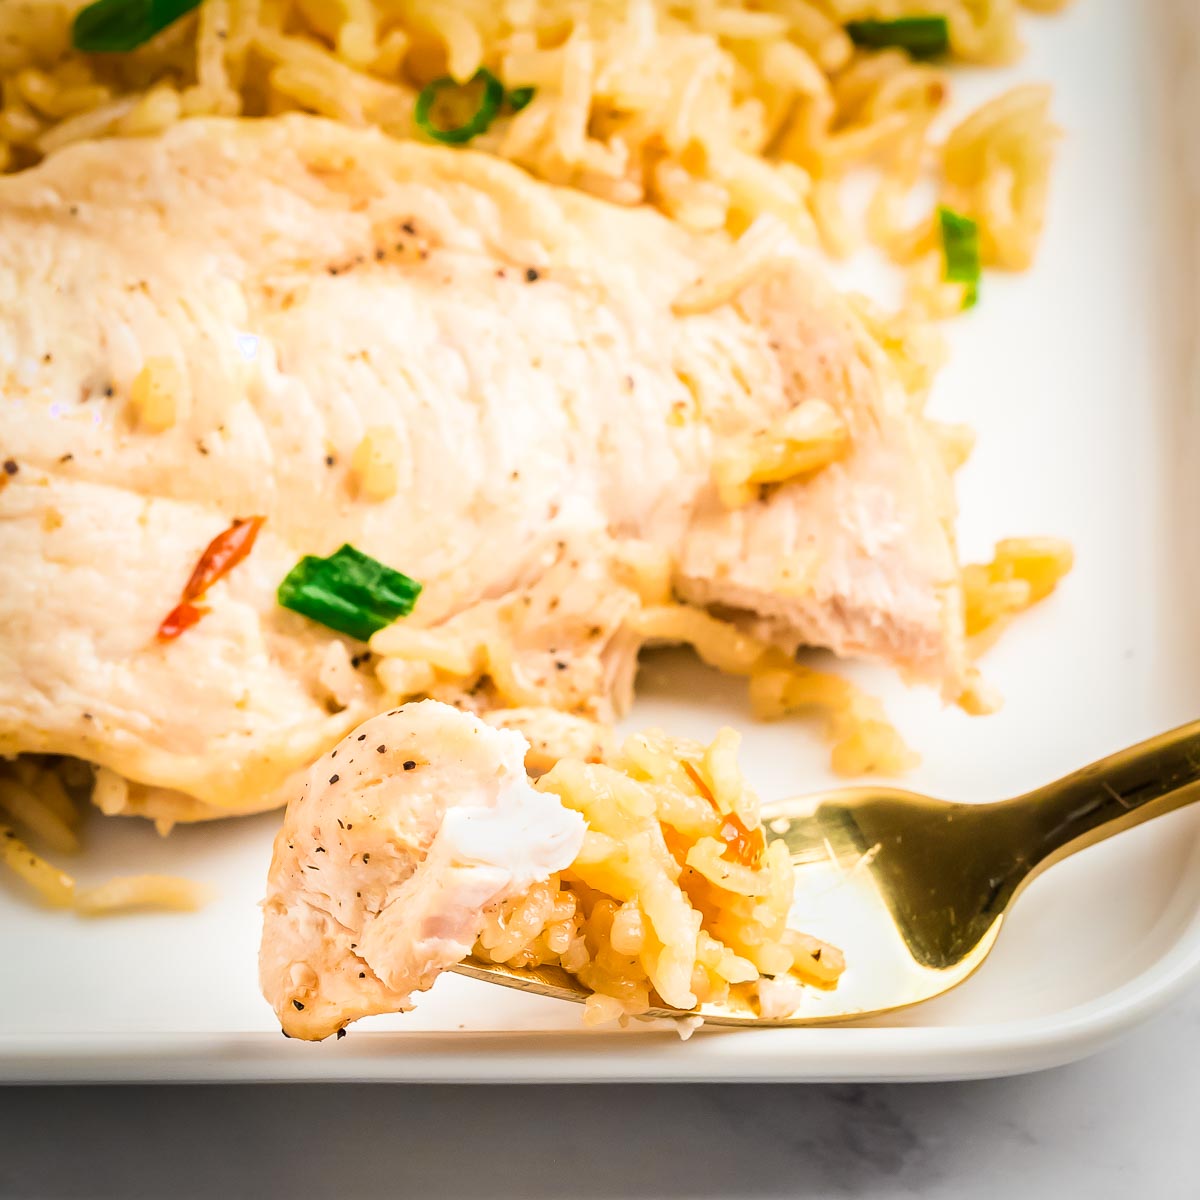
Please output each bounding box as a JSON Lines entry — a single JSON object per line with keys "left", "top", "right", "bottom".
{"left": 3, "top": 0, "right": 1197, "bottom": 1084}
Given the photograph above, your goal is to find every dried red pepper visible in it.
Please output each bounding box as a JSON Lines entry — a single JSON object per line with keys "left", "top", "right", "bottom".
{"left": 157, "top": 602, "right": 207, "bottom": 641}
{"left": 157, "top": 515, "right": 265, "bottom": 641}
{"left": 681, "top": 761, "right": 765, "bottom": 867}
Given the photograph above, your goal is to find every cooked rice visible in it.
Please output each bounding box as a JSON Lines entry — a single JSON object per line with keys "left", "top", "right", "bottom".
{"left": 0, "top": 822, "right": 75, "bottom": 908}
{"left": 128, "top": 356, "right": 184, "bottom": 432}
{"left": 712, "top": 398, "right": 850, "bottom": 509}
{"left": 633, "top": 603, "right": 919, "bottom": 776}
{"left": 0, "top": 758, "right": 212, "bottom": 914}
{"left": 74, "top": 873, "right": 213, "bottom": 915}
{"left": 350, "top": 426, "right": 402, "bottom": 501}
{"left": 962, "top": 537, "right": 1074, "bottom": 657}
{"left": 1, "top": 1, "right": 1068, "bottom": 275}
{"left": 473, "top": 725, "right": 844, "bottom": 1022}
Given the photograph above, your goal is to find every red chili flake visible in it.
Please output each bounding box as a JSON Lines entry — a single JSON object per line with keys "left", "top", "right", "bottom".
{"left": 156, "top": 515, "right": 265, "bottom": 641}
{"left": 717, "top": 812, "right": 765, "bottom": 867}
{"left": 179, "top": 515, "right": 265, "bottom": 603}
{"left": 681, "top": 761, "right": 715, "bottom": 804}
{"left": 681, "top": 761, "right": 764, "bottom": 867}
{"left": 157, "top": 602, "right": 207, "bottom": 641}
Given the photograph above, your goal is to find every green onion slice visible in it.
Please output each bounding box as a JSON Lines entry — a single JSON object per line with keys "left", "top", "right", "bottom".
{"left": 845, "top": 16, "right": 950, "bottom": 59}
{"left": 72, "top": 0, "right": 201, "bottom": 53}
{"left": 277, "top": 544, "right": 422, "bottom": 643}
{"left": 415, "top": 68, "right": 506, "bottom": 145}
{"left": 506, "top": 86, "right": 536, "bottom": 113}
{"left": 938, "top": 206, "right": 981, "bottom": 310}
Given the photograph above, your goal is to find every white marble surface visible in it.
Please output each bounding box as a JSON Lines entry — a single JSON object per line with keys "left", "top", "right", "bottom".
{"left": 0, "top": 984, "right": 1195, "bottom": 1199}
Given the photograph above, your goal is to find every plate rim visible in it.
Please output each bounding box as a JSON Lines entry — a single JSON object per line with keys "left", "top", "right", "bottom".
{"left": 5, "top": 836, "right": 1198, "bottom": 1084}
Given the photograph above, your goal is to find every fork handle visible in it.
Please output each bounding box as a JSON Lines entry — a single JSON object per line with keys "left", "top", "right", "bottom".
{"left": 1017, "top": 719, "right": 1200, "bottom": 872}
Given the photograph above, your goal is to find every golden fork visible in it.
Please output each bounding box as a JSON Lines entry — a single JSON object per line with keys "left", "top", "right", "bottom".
{"left": 451, "top": 719, "right": 1200, "bottom": 1025}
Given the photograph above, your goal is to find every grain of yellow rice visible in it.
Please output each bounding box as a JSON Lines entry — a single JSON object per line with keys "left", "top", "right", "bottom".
{"left": 0, "top": 823, "right": 75, "bottom": 908}
{"left": 74, "top": 874, "right": 214, "bottom": 915}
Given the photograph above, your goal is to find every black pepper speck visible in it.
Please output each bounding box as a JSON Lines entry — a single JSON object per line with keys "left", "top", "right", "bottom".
{"left": 292, "top": 999, "right": 305, "bottom": 1011}
{"left": 525, "top": 268, "right": 540, "bottom": 282}
{"left": 2, "top": 460, "right": 17, "bottom": 476}
{"left": 402, "top": 760, "right": 416, "bottom": 771}
{"left": 329, "top": 773, "right": 339, "bottom": 784}
{"left": 336, "top": 1028, "right": 347, "bottom": 1040}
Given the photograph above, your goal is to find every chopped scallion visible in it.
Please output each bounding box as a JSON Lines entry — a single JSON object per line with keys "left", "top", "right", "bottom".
{"left": 277, "top": 545, "right": 422, "bottom": 643}
{"left": 72, "top": 0, "right": 201, "bottom": 53}
{"left": 845, "top": 16, "right": 950, "bottom": 59}
{"left": 507, "top": 86, "right": 536, "bottom": 113}
{"left": 938, "top": 206, "right": 981, "bottom": 310}
{"left": 414, "top": 69, "right": 506, "bottom": 146}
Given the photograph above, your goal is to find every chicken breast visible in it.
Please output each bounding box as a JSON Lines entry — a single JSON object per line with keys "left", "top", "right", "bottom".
{"left": 0, "top": 115, "right": 963, "bottom": 821}
{"left": 260, "top": 700, "right": 584, "bottom": 1040}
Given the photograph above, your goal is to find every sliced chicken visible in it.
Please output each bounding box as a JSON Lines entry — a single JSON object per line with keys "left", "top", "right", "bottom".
{"left": 0, "top": 115, "right": 964, "bottom": 821}
{"left": 260, "top": 700, "right": 584, "bottom": 1041}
